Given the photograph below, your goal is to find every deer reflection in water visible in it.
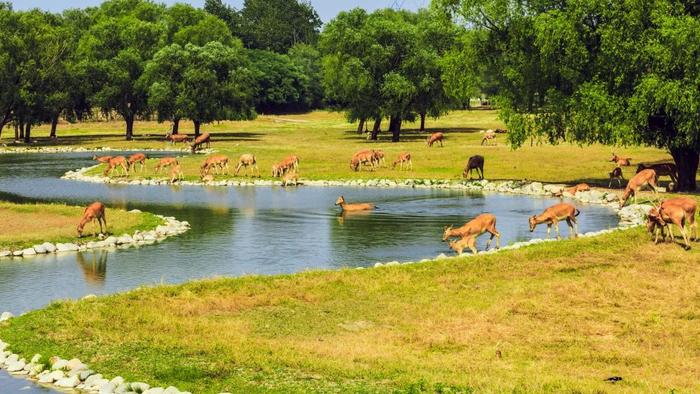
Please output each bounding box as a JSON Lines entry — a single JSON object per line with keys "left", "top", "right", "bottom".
{"left": 76, "top": 250, "right": 108, "bottom": 286}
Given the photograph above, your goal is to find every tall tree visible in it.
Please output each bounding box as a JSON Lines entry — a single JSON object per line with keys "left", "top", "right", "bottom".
{"left": 438, "top": 0, "right": 700, "bottom": 190}
{"left": 249, "top": 49, "right": 314, "bottom": 114}
{"left": 238, "top": 0, "right": 321, "bottom": 53}
{"left": 0, "top": 2, "right": 21, "bottom": 139}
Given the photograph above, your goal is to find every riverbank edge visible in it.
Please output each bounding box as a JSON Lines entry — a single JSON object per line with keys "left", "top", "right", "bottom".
{"left": 0, "top": 213, "right": 191, "bottom": 260}
{"left": 0, "top": 145, "right": 215, "bottom": 155}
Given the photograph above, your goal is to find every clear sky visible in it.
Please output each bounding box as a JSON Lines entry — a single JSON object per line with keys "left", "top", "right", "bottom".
{"left": 10, "top": 0, "right": 427, "bottom": 22}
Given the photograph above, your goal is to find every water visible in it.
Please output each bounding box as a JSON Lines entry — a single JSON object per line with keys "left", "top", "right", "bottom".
{"left": 0, "top": 152, "right": 620, "bottom": 390}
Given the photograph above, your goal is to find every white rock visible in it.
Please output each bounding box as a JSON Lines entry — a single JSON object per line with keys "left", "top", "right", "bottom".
{"left": 12, "top": 250, "right": 23, "bottom": 257}
{"left": 6, "top": 359, "right": 26, "bottom": 372}
{"left": 66, "top": 358, "right": 87, "bottom": 372}
{"left": 0, "top": 250, "right": 11, "bottom": 258}
{"left": 143, "top": 388, "right": 165, "bottom": 394}
{"left": 0, "top": 311, "right": 14, "bottom": 321}
{"left": 104, "top": 236, "right": 118, "bottom": 245}
{"left": 55, "top": 374, "right": 80, "bottom": 388}
{"left": 21, "top": 248, "right": 37, "bottom": 256}
{"left": 42, "top": 242, "right": 57, "bottom": 253}
{"left": 83, "top": 373, "right": 104, "bottom": 387}
{"left": 40, "top": 369, "right": 65, "bottom": 383}
{"left": 130, "top": 382, "right": 151, "bottom": 392}
{"left": 56, "top": 243, "right": 79, "bottom": 252}
{"left": 51, "top": 358, "right": 68, "bottom": 370}
{"left": 99, "top": 381, "right": 117, "bottom": 394}
{"left": 435, "top": 253, "right": 449, "bottom": 260}
{"left": 163, "top": 387, "right": 181, "bottom": 394}
{"left": 33, "top": 244, "right": 47, "bottom": 254}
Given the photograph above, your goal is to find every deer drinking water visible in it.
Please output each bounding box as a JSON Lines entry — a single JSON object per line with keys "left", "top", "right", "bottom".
{"left": 92, "top": 155, "right": 112, "bottom": 164}
{"left": 392, "top": 152, "right": 412, "bottom": 171}
{"left": 555, "top": 183, "right": 590, "bottom": 197}
{"left": 77, "top": 201, "right": 107, "bottom": 237}
{"left": 462, "top": 155, "right": 485, "bottom": 180}
{"left": 443, "top": 213, "right": 501, "bottom": 255}
{"left": 528, "top": 203, "right": 580, "bottom": 239}
{"left": 620, "top": 169, "right": 658, "bottom": 208}
{"left": 334, "top": 196, "right": 376, "bottom": 212}
{"left": 427, "top": 132, "right": 445, "bottom": 147}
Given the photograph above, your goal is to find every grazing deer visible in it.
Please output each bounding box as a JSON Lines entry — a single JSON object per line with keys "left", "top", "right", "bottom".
{"left": 442, "top": 213, "right": 501, "bottom": 254}
{"left": 201, "top": 155, "right": 230, "bottom": 177}
{"left": 556, "top": 183, "right": 591, "bottom": 197}
{"left": 372, "top": 150, "right": 386, "bottom": 167}
{"left": 284, "top": 155, "right": 300, "bottom": 170}
{"left": 127, "top": 153, "right": 147, "bottom": 173}
{"left": 190, "top": 132, "right": 211, "bottom": 153}
{"left": 272, "top": 155, "right": 299, "bottom": 177}
{"left": 154, "top": 157, "right": 178, "bottom": 174}
{"left": 166, "top": 133, "right": 191, "bottom": 144}
{"left": 92, "top": 155, "right": 112, "bottom": 164}
{"left": 350, "top": 149, "right": 376, "bottom": 172}
{"left": 169, "top": 164, "right": 184, "bottom": 184}
{"left": 77, "top": 201, "right": 107, "bottom": 237}
{"left": 611, "top": 153, "right": 632, "bottom": 166}
{"left": 103, "top": 156, "right": 129, "bottom": 177}
{"left": 392, "top": 152, "right": 412, "bottom": 171}
{"left": 608, "top": 167, "right": 625, "bottom": 188}
{"left": 201, "top": 173, "right": 214, "bottom": 182}
{"left": 335, "top": 196, "right": 375, "bottom": 212}
{"left": 235, "top": 154, "right": 259, "bottom": 177}
{"left": 620, "top": 169, "right": 658, "bottom": 208}
{"left": 282, "top": 170, "right": 300, "bottom": 187}
{"left": 462, "top": 155, "right": 485, "bottom": 180}
{"left": 647, "top": 197, "right": 698, "bottom": 247}
{"left": 481, "top": 130, "right": 497, "bottom": 146}
{"left": 529, "top": 203, "right": 580, "bottom": 239}
{"left": 636, "top": 161, "right": 678, "bottom": 188}
{"left": 427, "top": 132, "right": 444, "bottom": 147}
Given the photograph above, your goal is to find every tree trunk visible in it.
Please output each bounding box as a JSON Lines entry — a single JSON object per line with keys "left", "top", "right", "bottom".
{"left": 125, "top": 115, "right": 134, "bottom": 141}
{"left": 172, "top": 118, "right": 180, "bottom": 134}
{"left": 17, "top": 119, "right": 24, "bottom": 140}
{"left": 357, "top": 118, "right": 365, "bottom": 134}
{"left": 24, "top": 123, "right": 31, "bottom": 144}
{"left": 419, "top": 112, "right": 426, "bottom": 132}
{"left": 193, "top": 120, "right": 201, "bottom": 137}
{"left": 369, "top": 118, "right": 381, "bottom": 140}
{"left": 670, "top": 146, "right": 699, "bottom": 191}
{"left": 389, "top": 116, "right": 402, "bottom": 142}
{"left": 14, "top": 122, "right": 18, "bottom": 141}
{"left": 50, "top": 114, "right": 59, "bottom": 139}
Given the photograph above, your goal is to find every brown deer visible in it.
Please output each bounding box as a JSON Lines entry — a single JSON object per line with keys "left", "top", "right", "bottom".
{"left": 392, "top": 152, "right": 412, "bottom": 171}
{"left": 427, "top": 132, "right": 444, "bottom": 147}
{"left": 190, "top": 132, "right": 211, "bottom": 153}
{"left": 647, "top": 197, "right": 698, "bottom": 247}
{"left": 201, "top": 155, "right": 230, "bottom": 177}
{"left": 235, "top": 154, "right": 259, "bottom": 177}
{"left": 335, "top": 196, "right": 376, "bottom": 212}
{"left": 442, "top": 213, "right": 501, "bottom": 254}
{"left": 636, "top": 161, "right": 678, "bottom": 188}
{"left": 611, "top": 153, "right": 632, "bottom": 166}
{"left": 481, "top": 130, "right": 497, "bottom": 146}
{"left": 608, "top": 167, "right": 625, "bottom": 188}
{"left": 127, "top": 153, "right": 147, "bottom": 173}
{"left": 372, "top": 150, "right": 386, "bottom": 167}
{"left": 272, "top": 155, "right": 299, "bottom": 177}
{"left": 103, "top": 156, "right": 129, "bottom": 177}
{"left": 529, "top": 203, "right": 580, "bottom": 239}
{"left": 154, "top": 157, "right": 179, "bottom": 174}
{"left": 92, "top": 155, "right": 112, "bottom": 164}
{"left": 282, "top": 170, "right": 300, "bottom": 187}
{"left": 556, "top": 183, "right": 591, "bottom": 197}
{"left": 620, "top": 169, "right": 658, "bottom": 208}
{"left": 350, "top": 149, "right": 376, "bottom": 172}
{"left": 169, "top": 164, "right": 184, "bottom": 184}
{"left": 77, "top": 201, "right": 107, "bottom": 237}
{"left": 462, "top": 155, "right": 484, "bottom": 180}
{"left": 166, "top": 133, "right": 191, "bottom": 144}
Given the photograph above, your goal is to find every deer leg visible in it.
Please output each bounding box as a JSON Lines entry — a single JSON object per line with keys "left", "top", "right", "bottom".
{"left": 554, "top": 221, "right": 561, "bottom": 240}
{"left": 468, "top": 237, "right": 477, "bottom": 254}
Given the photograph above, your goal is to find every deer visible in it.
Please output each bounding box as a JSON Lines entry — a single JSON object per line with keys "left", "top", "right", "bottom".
{"left": 350, "top": 149, "right": 376, "bottom": 172}
{"left": 636, "top": 161, "right": 678, "bottom": 188}
{"left": 555, "top": 183, "right": 590, "bottom": 197}
{"left": 190, "top": 132, "right": 211, "bottom": 153}
{"left": 272, "top": 155, "right": 299, "bottom": 177}
{"left": 608, "top": 167, "right": 625, "bottom": 188}
{"left": 481, "top": 130, "right": 497, "bottom": 146}
{"left": 427, "top": 132, "right": 444, "bottom": 147}
{"left": 372, "top": 150, "right": 386, "bottom": 167}
{"left": 282, "top": 170, "right": 300, "bottom": 187}
{"left": 335, "top": 196, "right": 376, "bottom": 212}
{"left": 127, "top": 153, "right": 147, "bottom": 173}
{"left": 528, "top": 203, "right": 580, "bottom": 239}
{"left": 646, "top": 197, "right": 698, "bottom": 248}
{"left": 169, "top": 164, "right": 184, "bottom": 184}
{"left": 235, "top": 153, "right": 259, "bottom": 177}
{"left": 154, "top": 157, "right": 179, "bottom": 174}
{"left": 283, "top": 155, "right": 300, "bottom": 171}
{"left": 201, "top": 155, "right": 230, "bottom": 177}
{"left": 77, "top": 201, "right": 107, "bottom": 237}
{"left": 442, "top": 213, "right": 501, "bottom": 254}
{"left": 611, "top": 153, "right": 632, "bottom": 166}
{"left": 620, "top": 169, "right": 658, "bottom": 208}
{"left": 165, "top": 133, "right": 191, "bottom": 144}
{"left": 92, "top": 155, "right": 112, "bottom": 164}
{"left": 392, "top": 152, "right": 412, "bottom": 171}
{"left": 462, "top": 155, "right": 485, "bottom": 180}
{"left": 103, "top": 156, "right": 129, "bottom": 177}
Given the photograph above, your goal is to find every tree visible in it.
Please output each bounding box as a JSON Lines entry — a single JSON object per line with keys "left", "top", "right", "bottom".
{"left": 438, "top": 0, "right": 700, "bottom": 191}
{"left": 238, "top": 0, "right": 321, "bottom": 53}
{"left": 203, "top": 0, "right": 242, "bottom": 36}
{"left": 0, "top": 3, "right": 22, "bottom": 139}
{"left": 249, "top": 49, "right": 314, "bottom": 114}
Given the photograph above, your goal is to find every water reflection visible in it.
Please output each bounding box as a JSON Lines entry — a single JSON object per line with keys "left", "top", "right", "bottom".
{"left": 76, "top": 250, "right": 108, "bottom": 286}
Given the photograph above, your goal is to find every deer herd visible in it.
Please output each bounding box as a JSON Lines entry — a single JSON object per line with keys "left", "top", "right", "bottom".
{"left": 80, "top": 130, "right": 696, "bottom": 255}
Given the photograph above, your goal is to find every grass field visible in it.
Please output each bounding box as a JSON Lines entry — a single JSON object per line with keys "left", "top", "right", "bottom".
{"left": 0, "top": 202, "right": 163, "bottom": 250}
{"left": 4, "top": 110, "right": 688, "bottom": 186}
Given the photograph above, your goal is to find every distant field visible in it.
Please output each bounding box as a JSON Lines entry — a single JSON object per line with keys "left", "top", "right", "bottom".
{"left": 11, "top": 109, "right": 686, "bottom": 186}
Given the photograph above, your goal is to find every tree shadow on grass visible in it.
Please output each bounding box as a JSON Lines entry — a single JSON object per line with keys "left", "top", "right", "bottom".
{"left": 1, "top": 131, "right": 264, "bottom": 147}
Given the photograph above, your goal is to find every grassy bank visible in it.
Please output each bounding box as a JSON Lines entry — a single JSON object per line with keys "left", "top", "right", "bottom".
{"left": 1, "top": 228, "right": 699, "bottom": 393}
{"left": 0, "top": 201, "right": 163, "bottom": 250}
{"left": 5, "top": 110, "right": 688, "bottom": 186}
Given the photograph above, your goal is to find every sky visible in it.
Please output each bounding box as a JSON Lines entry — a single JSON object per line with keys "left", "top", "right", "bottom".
{"left": 10, "top": 0, "right": 427, "bottom": 22}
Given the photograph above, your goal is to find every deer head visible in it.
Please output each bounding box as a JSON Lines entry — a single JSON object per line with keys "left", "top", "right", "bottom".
{"left": 442, "top": 225, "right": 453, "bottom": 241}
{"left": 335, "top": 196, "right": 345, "bottom": 206}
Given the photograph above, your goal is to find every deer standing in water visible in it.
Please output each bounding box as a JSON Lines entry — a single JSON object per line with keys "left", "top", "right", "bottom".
{"left": 427, "top": 132, "right": 444, "bottom": 147}
{"left": 128, "top": 153, "right": 147, "bottom": 173}
{"left": 154, "top": 157, "right": 178, "bottom": 174}
{"left": 77, "top": 202, "right": 107, "bottom": 237}
{"left": 235, "top": 154, "right": 259, "bottom": 177}
{"left": 335, "top": 196, "right": 376, "bottom": 212}
{"left": 528, "top": 203, "right": 580, "bottom": 239}
{"left": 611, "top": 153, "right": 632, "bottom": 166}
{"left": 443, "top": 213, "right": 501, "bottom": 255}
{"left": 104, "top": 156, "right": 129, "bottom": 177}
{"left": 608, "top": 167, "right": 625, "bottom": 188}
{"left": 392, "top": 152, "right": 412, "bottom": 171}
{"left": 647, "top": 197, "right": 698, "bottom": 248}
{"left": 620, "top": 169, "right": 658, "bottom": 208}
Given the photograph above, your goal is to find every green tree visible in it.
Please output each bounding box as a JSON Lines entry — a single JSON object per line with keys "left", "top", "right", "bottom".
{"left": 238, "top": 0, "right": 321, "bottom": 53}
{"left": 439, "top": 0, "right": 700, "bottom": 190}
{"left": 249, "top": 49, "right": 314, "bottom": 113}
{"left": 0, "top": 3, "right": 22, "bottom": 139}
{"left": 203, "top": 0, "right": 242, "bottom": 36}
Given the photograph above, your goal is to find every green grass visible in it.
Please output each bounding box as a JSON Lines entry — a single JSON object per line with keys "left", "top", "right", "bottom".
{"left": 1, "top": 229, "right": 699, "bottom": 393}
{"left": 0, "top": 201, "right": 163, "bottom": 250}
